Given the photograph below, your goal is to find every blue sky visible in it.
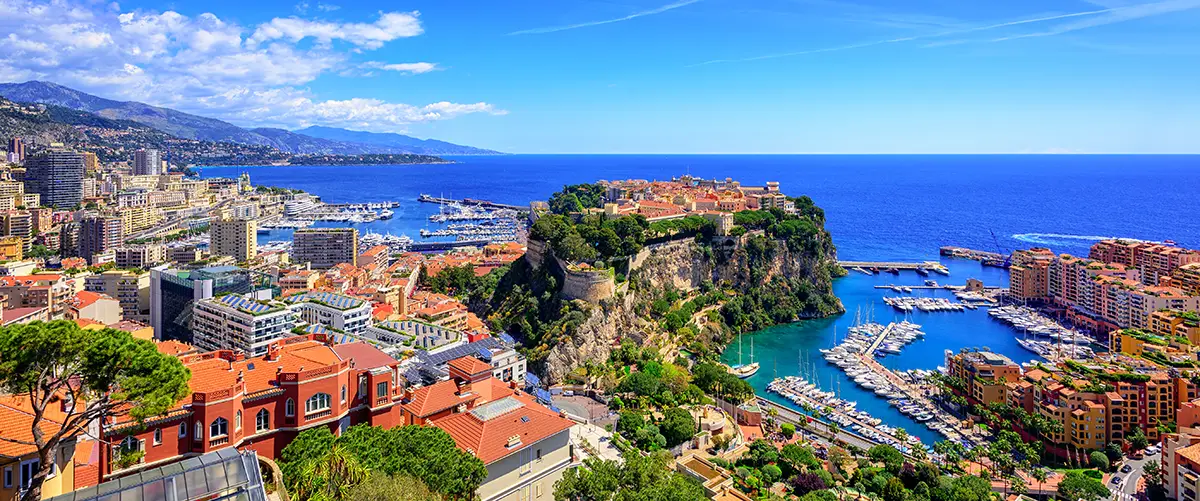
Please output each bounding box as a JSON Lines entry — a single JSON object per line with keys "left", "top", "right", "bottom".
{"left": 2, "top": 0, "right": 1199, "bottom": 153}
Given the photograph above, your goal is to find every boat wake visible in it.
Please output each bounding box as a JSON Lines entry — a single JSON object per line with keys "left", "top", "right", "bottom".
{"left": 1011, "top": 233, "right": 1161, "bottom": 246}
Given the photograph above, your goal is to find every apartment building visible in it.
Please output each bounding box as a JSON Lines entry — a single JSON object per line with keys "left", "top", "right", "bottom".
{"left": 150, "top": 266, "right": 277, "bottom": 343}
{"left": 0, "top": 236, "right": 22, "bottom": 261}
{"left": 24, "top": 150, "right": 84, "bottom": 208}
{"left": 1009, "top": 248, "right": 1055, "bottom": 301}
{"left": 2, "top": 210, "right": 31, "bottom": 252}
{"left": 113, "top": 244, "right": 167, "bottom": 269}
{"left": 945, "top": 350, "right": 1022, "bottom": 405}
{"left": 79, "top": 216, "right": 123, "bottom": 264}
{"left": 1149, "top": 310, "right": 1200, "bottom": 345}
{"left": 284, "top": 291, "right": 371, "bottom": 334}
{"left": 0, "top": 274, "right": 74, "bottom": 318}
{"left": 292, "top": 228, "right": 357, "bottom": 269}
{"left": 0, "top": 396, "right": 85, "bottom": 500}
{"left": 193, "top": 294, "right": 295, "bottom": 356}
{"left": 1090, "top": 240, "right": 1200, "bottom": 286}
{"left": 211, "top": 218, "right": 258, "bottom": 262}
{"left": 84, "top": 270, "right": 151, "bottom": 322}
{"left": 118, "top": 206, "right": 163, "bottom": 235}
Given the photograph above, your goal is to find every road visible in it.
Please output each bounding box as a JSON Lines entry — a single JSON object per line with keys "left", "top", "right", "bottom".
{"left": 756, "top": 398, "right": 913, "bottom": 455}
{"left": 1111, "top": 451, "right": 1160, "bottom": 501}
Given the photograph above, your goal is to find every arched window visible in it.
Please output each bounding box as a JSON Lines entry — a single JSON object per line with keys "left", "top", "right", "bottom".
{"left": 194, "top": 422, "right": 202, "bottom": 439}
{"left": 305, "top": 393, "right": 331, "bottom": 414}
{"left": 210, "top": 417, "right": 228, "bottom": 438}
{"left": 119, "top": 436, "right": 141, "bottom": 453}
{"left": 285, "top": 398, "right": 295, "bottom": 417}
{"left": 235, "top": 410, "right": 242, "bottom": 431}
{"left": 153, "top": 428, "right": 162, "bottom": 445}
{"left": 179, "top": 422, "right": 187, "bottom": 438}
{"left": 341, "top": 385, "right": 347, "bottom": 404}
{"left": 256, "top": 409, "right": 270, "bottom": 432}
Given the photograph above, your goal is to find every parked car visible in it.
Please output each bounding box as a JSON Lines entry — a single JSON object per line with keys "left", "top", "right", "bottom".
{"left": 1110, "top": 476, "right": 1122, "bottom": 485}
{"left": 1121, "top": 464, "right": 1133, "bottom": 473}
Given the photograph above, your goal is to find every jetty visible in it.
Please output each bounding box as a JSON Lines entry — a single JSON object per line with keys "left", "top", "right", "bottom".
{"left": 409, "top": 239, "right": 492, "bottom": 252}
{"left": 838, "top": 261, "right": 950, "bottom": 275}
{"left": 417, "top": 194, "right": 526, "bottom": 211}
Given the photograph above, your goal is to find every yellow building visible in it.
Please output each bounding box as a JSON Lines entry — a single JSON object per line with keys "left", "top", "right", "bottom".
{"left": 0, "top": 397, "right": 84, "bottom": 500}
{"left": 80, "top": 151, "right": 98, "bottom": 173}
{"left": 210, "top": 218, "right": 257, "bottom": 262}
{"left": 0, "top": 235, "right": 22, "bottom": 261}
{"left": 117, "top": 206, "right": 162, "bottom": 235}
{"left": 945, "top": 350, "right": 1022, "bottom": 405}
{"left": 1150, "top": 310, "right": 1200, "bottom": 345}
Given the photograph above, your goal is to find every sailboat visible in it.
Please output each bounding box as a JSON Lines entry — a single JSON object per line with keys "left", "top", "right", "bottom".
{"left": 730, "top": 337, "right": 761, "bottom": 379}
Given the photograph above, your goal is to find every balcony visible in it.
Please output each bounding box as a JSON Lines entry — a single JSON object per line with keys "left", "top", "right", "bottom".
{"left": 209, "top": 436, "right": 229, "bottom": 447}
{"left": 306, "top": 410, "right": 332, "bottom": 420}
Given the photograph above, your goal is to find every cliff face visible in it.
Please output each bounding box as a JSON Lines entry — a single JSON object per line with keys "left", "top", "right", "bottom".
{"left": 538, "top": 234, "right": 842, "bottom": 383}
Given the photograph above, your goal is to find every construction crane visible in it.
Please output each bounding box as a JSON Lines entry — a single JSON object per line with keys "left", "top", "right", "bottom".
{"left": 984, "top": 229, "right": 1012, "bottom": 268}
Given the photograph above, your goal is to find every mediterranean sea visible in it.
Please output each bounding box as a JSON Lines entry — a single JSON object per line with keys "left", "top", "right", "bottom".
{"left": 202, "top": 154, "right": 1200, "bottom": 445}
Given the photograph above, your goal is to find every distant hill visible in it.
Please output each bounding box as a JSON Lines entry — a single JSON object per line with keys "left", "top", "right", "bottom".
{"left": 0, "top": 81, "right": 499, "bottom": 155}
{"left": 296, "top": 126, "right": 501, "bottom": 155}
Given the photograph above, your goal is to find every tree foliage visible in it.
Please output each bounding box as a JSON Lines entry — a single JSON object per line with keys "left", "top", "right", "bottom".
{"left": 280, "top": 425, "right": 486, "bottom": 500}
{"left": 554, "top": 451, "right": 708, "bottom": 501}
{"left": 0, "top": 321, "right": 192, "bottom": 501}
{"left": 1057, "top": 471, "right": 1110, "bottom": 501}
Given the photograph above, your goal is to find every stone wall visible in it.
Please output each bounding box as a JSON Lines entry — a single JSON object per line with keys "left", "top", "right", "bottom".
{"left": 556, "top": 256, "right": 616, "bottom": 302}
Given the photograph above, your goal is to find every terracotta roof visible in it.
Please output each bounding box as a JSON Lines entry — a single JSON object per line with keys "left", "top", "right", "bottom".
{"left": 332, "top": 342, "right": 397, "bottom": 371}
{"left": 184, "top": 340, "right": 342, "bottom": 396}
{"left": 448, "top": 356, "right": 493, "bottom": 376}
{"left": 1179, "top": 443, "right": 1200, "bottom": 466}
{"left": 403, "top": 379, "right": 480, "bottom": 418}
{"left": 108, "top": 320, "right": 150, "bottom": 332}
{"left": 432, "top": 392, "right": 574, "bottom": 464}
{"left": 3, "top": 307, "right": 46, "bottom": 324}
{"left": 156, "top": 340, "right": 195, "bottom": 356}
{"left": 71, "top": 290, "right": 108, "bottom": 309}
{"left": 0, "top": 394, "right": 69, "bottom": 458}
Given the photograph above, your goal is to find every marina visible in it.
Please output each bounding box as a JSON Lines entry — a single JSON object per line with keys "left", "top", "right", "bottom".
{"left": 988, "top": 305, "right": 1100, "bottom": 362}
{"left": 883, "top": 296, "right": 975, "bottom": 312}
{"left": 838, "top": 261, "right": 951, "bottom": 275}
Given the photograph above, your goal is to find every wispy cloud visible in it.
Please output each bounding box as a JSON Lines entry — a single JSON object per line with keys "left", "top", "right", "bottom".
{"left": 362, "top": 61, "right": 439, "bottom": 74}
{"left": 508, "top": 0, "right": 701, "bottom": 35}
{"left": 695, "top": 0, "right": 1199, "bottom": 65}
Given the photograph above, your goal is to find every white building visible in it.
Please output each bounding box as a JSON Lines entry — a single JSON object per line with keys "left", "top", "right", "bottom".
{"left": 133, "top": 149, "right": 162, "bottom": 176}
{"left": 192, "top": 294, "right": 295, "bottom": 356}
{"left": 284, "top": 291, "right": 371, "bottom": 334}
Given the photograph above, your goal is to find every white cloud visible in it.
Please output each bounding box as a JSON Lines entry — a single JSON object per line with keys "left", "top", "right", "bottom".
{"left": 248, "top": 11, "right": 423, "bottom": 50}
{"left": 317, "top": 3, "right": 339, "bottom": 12}
{"left": 0, "top": 0, "right": 501, "bottom": 132}
{"left": 362, "top": 61, "right": 439, "bottom": 74}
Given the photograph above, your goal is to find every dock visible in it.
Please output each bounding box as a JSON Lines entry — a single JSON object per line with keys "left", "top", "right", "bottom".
{"left": 408, "top": 239, "right": 493, "bottom": 252}
{"left": 417, "top": 194, "right": 526, "bottom": 211}
{"left": 864, "top": 323, "right": 896, "bottom": 355}
{"left": 838, "top": 261, "right": 950, "bottom": 274}
{"left": 873, "top": 285, "right": 1002, "bottom": 290}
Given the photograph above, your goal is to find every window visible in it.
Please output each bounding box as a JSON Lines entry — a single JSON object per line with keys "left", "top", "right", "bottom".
{"left": 341, "top": 385, "right": 347, "bottom": 404}
{"left": 376, "top": 382, "right": 388, "bottom": 399}
{"left": 210, "top": 417, "right": 228, "bottom": 438}
{"left": 536, "top": 448, "right": 542, "bottom": 460}
{"left": 4, "top": 466, "right": 11, "bottom": 488}
{"left": 256, "top": 409, "right": 270, "bottom": 432}
{"left": 358, "top": 376, "right": 367, "bottom": 400}
{"left": 306, "top": 393, "right": 332, "bottom": 414}
{"left": 19, "top": 459, "right": 40, "bottom": 490}
{"left": 153, "top": 428, "right": 162, "bottom": 445}
{"left": 179, "top": 422, "right": 187, "bottom": 438}
{"left": 235, "top": 410, "right": 242, "bottom": 431}
{"left": 194, "top": 422, "right": 202, "bottom": 439}
{"left": 285, "top": 398, "right": 295, "bottom": 417}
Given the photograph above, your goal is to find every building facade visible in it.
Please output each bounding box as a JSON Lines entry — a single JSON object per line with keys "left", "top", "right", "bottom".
{"left": 292, "top": 228, "right": 357, "bottom": 269}
{"left": 133, "top": 149, "right": 162, "bottom": 176}
{"left": 211, "top": 218, "right": 257, "bottom": 263}
{"left": 192, "top": 294, "right": 295, "bottom": 356}
{"left": 24, "top": 150, "right": 84, "bottom": 208}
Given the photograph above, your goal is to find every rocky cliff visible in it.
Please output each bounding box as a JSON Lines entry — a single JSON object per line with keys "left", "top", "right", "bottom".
{"left": 538, "top": 233, "right": 843, "bottom": 383}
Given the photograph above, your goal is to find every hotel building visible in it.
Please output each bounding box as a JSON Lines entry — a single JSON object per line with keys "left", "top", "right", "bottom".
{"left": 292, "top": 228, "right": 357, "bottom": 269}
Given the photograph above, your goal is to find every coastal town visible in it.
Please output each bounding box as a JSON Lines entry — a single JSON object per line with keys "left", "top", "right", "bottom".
{"left": 2, "top": 138, "right": 1200, "bottom": 501}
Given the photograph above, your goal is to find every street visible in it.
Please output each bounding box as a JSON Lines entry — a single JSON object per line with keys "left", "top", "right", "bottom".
{"left": 1110, "top": 451, "right": 1160, "bottom": 501}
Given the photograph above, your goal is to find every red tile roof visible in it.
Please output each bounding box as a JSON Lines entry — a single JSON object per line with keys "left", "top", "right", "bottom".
{"left": 403, "top": 379, "right": 480, "bottom": 418}
{"left": 71, "top": 290, "right": 108, "bottom": 309}
{"left": 332, "top": 342, "right": 397, "bottom": 371}
{"left": 448, "top": 356, "right": 493, "bottom": 376}
{"left": 432, "top": 391, "right": 574, "bottom": 464}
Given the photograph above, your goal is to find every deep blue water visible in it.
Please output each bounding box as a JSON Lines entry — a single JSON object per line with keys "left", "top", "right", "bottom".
{"left": 201, "top": 154, "right": 1200, "bottom": 444}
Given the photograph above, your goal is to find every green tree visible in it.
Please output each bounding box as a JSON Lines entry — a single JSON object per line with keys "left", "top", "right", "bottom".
{"left": 883, "top": 476, "right": 907, "bottom": 501}
{"left": 1089, "top": 451, "right": 1110, "bottom": 472}
{"left": 0, "top": 321, "right": 191, "bottom": 501}
{"left": 659, "top": 407, "right": 697, "bottom": 447}
{"left": 1104, "top": 442, "right": 1124, "bottom": 463}
{"left": 347, "top": 473, "right": 442, "bottom": 501}
{"left": 554, "top": 452, "right": 707, "bottom": 501}
{"left": 781, "top": 422, "right": 796, "bottom": 439}
{"left": 1129, "top": 427, "right": 1150, "bottom": 451}
{"left": 1057, "top": 471, "right": 1110, "bottom": 501}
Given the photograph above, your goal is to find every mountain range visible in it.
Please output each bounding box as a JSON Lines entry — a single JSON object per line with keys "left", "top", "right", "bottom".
{"left": 0, "top": 81, "right": 499, "bottom": 156}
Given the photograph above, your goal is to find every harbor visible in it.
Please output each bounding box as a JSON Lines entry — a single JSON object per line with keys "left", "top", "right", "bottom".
{"left": 725, "top": 257, "right": 1021, "bottom": 446}
{"left": 840, "top": 260, "right": 951, "bottom": 275}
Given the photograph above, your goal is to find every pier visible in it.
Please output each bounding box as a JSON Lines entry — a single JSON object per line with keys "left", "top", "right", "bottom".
{"left": 838, "top": 260, "right": 950, "bottom": 274}
{"left": 409, "top": 239, "right": 492, "bottom": 252}
{"left": 864, "top": 323, "right": 896, "bottom": 355}
{"left": 872, "top": 284, "right": 1002, "bottom": 290}
{"left": 417, "top": 194, "right": 526, "bottom": 211}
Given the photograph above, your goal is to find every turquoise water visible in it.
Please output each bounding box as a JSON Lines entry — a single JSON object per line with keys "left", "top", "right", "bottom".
{"left": 720, "top": 259, "right": 1022, "bottom": 446}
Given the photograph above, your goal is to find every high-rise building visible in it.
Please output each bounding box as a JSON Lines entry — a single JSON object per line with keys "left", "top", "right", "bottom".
{"left": 292, "top": 228, "right": 357, "bottom": 269}
{"left": 133, "top": 149, "right": 162, "bottom": 176}
{"left": 79, "top": 215, "right": 123, "bottom": 263}
{"left": 60, "top": 221, "right": 81, "bottom": 257}
{"left": 2, "top": 210, "right": 32, "bottom": 252}
{"left": 7, "top": 137, "right": 24, "bottom": 163}
{"left": 24, "top": 150, "right": 84, "bottom": 208}
{"left": 80, "top": 151, "right": 98, "bottom": 173}
{"left": 193, "top": 294, "right": 294, "bottom": 356}
{"left": 211, "top": 218, "right": 258, "bottom": 262}
{"left": 150, "top": 265, "right": 277, "bottom": 343}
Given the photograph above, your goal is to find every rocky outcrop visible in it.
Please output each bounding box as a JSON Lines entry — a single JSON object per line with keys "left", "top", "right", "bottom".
{"left": 538, "top": 232, "right": 842, "bottom": 383}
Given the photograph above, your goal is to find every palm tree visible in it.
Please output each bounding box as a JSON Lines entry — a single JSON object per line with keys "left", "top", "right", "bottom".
{"left": 298, "top": 444, "right": 368, "bottom": 501}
